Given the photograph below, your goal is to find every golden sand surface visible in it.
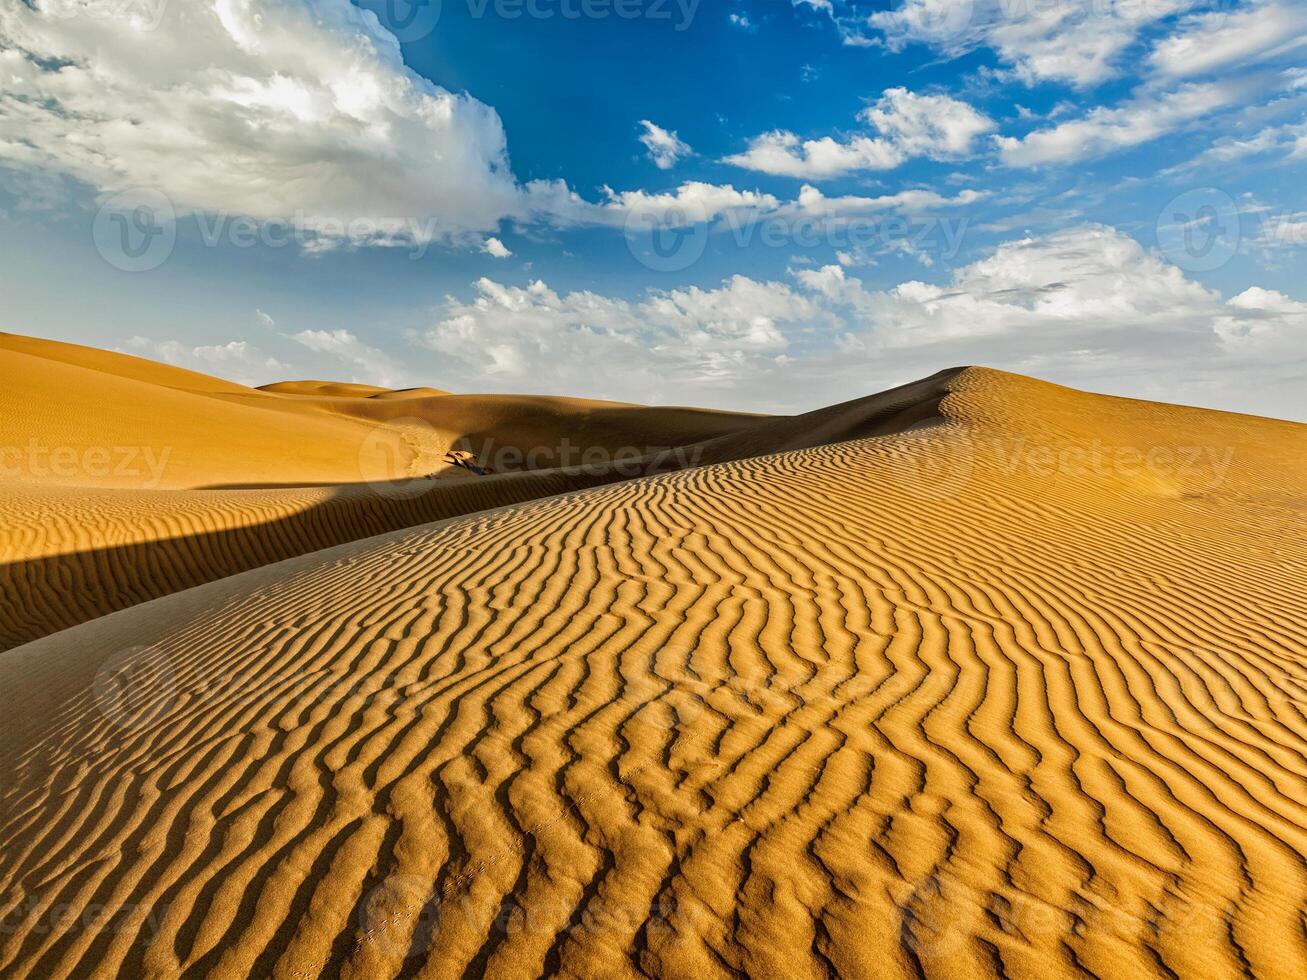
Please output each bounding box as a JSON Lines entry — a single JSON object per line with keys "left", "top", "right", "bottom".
{"left": 1, "top": 339, "right": 1305, "bottom": 979}
{"left": 0, "top": 333, "right": 768, "bottom": 648}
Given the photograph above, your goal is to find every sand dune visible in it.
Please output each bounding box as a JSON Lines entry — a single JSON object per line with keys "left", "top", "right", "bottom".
{"left": 258, "top": 380, "right": 416, "bottom": 398}
{"left": 2, "top": 362, "right": 1304, "bottom": 978}
{"left": 0, "top": 332, "right": 763, "bottom": 490}
{"left": 0, "top": 333, "right": 771, "bottom": 647}
{"left": 1, "top": 336, "right": 955, "bottom": 650}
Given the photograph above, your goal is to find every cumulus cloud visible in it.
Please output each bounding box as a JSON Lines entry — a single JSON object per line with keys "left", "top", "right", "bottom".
{"left": 0, "top": 1, "right": 777, "bottom": 249}
{"left": 511, "top": 176, "right": 985, "bottom": 242}
{"left": 594, "top": 182, "right": 781, "bottom": 226}
{"left": 723, "top": 130, "right": 904, "bottom": 180}
{"left": 1216, "top": 286, "right": 1307, "bottom": 358}
{"left": 291, "top": 328, "right": 414, "bottom": 388}
{"left": 638, "top": 120, "right": 692, "bottom": 170}
{"left": 416, "top": 226, "right": 1305, "bottom": 420}
{"left": 792, "top": 225, "right": 1305, "bottom": 418}
{"left": 859, "top": 87, "right": 997, "bottom": 157}
{"left": 124, "top": 336, "right": 286, "bottom": 387}
{"left": 768, "top": 184, "right": 984, "bottom": 233}
{"left": 0, "top": 3, "right": 1005, "bottom": 253}
{"left": 482, "top": 236, "right": 513, "bottom": 258}
{"left": 726, "top": 87, "right": 994, "bottom": 179}
{"left": 0, "top": 0, "right": 527, "bottom": 247}
{"left": 418, "top": 275, "right": 829, "bottom": 399}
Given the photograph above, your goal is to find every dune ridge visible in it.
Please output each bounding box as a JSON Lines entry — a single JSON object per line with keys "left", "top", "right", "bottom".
{"left": 1, "top": 365, "right": 1304, "bottom": 978}
{"left": 0, "top": 336, "right": 959, "bottom": 649}
{"left": 0, "top": 332, "right": 766, "bottom": 489}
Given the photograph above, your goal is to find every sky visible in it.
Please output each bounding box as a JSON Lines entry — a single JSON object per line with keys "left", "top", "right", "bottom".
{"left": 1, "top": 0, "right": 1305, "bottom": 419}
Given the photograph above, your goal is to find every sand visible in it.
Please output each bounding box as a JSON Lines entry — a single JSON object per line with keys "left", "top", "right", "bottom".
{"left": 0, "top": 333, "right": 766, "bottom": 648}
{"left": 1, "top": 340, "right": 1305, "bottom": 979}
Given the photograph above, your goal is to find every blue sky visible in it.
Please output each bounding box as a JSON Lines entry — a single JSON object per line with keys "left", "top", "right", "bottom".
{"left": 1, "top": 0, "right": 1305, "bottom": 418}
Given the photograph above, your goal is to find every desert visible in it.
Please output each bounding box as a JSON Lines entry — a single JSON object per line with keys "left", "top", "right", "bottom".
{"left": 2, "top": 332, "right": 1305, "bottom": 978}
{"left": 4, "top": 2, "right": 1306, "bottom": 976}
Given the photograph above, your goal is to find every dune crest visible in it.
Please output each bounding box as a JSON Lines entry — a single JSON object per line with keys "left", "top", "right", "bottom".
{"left": 0, "top": 338, "right": 959, "bottom": 649}
{"left": 1, "top": 358, "right": 1304, "bottom": 978}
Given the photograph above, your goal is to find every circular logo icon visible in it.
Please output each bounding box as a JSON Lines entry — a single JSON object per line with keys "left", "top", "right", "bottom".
{"left": 624, "top": 200, "right": 710, "bottom": 273}
{"left": 904, "top": 0, "right": 975, "bottom": 43}
{"left": 92, "top": 644, "right": 178, "bottom": 732}
{"left": 93, "top": 188, "right": 176, "bottom": 273}
{"left": 898, "top": 868, "right": 973, "bottom": 962}
{"left": 357, "top": 416, "right": 447, "bottom": 499}
{"left": 878, "top": 421, "right": 976, "bottom": 502}
{"left": 1156, "top": 187, "right": 1240, "bottom": 273}
{"left": 355, "top": 0, "right": 443, "bottom": 44}
{"left": 622, "top": 646, "right": 708, "bottom": 735}
{"left": 358, "top": 874, "right": 441, "bottom": 959}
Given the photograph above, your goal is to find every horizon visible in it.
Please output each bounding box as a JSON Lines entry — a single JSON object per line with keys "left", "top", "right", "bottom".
{"left": 9, "top": 326, "right": 1306, "bottom": 426}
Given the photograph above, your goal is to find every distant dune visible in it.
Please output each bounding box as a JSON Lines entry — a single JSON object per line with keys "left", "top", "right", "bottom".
{"left": 1, "top": 336, "right": 1305, "bottom": 978}
{"left": 0, "top": 334, "right": 951, "bottom": 649}
{"left": 257, "top": 380, "right": 410, "bottom": 398}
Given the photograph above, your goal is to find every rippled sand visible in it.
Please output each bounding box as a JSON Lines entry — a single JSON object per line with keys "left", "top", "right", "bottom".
{"left": 2, "top": 343, "right": 1305, "bottom": 978}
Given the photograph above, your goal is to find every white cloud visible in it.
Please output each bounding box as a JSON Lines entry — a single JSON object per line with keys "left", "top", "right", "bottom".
{"left": 870, "top": 0, "right": 1197, "bottom": 87}
{"left": 725, "top": 87, "right": 994, "bottom": 179}
{"left": 482, "top": 236, "right": 513, "bottom": 258}
{"left": 861, "top": 88, "right": 996, "bottom": 157}
{"left": 587, "top": 182, "right": 782, "bottom": 226}
{"left": 529, "top": 176, "right": 986, "bottom": 243}
{"left": 812, "top": 226, "right": 1218, "bottom": 346}
{"left": 7, "top": 1, "right": 921, "bottom": 253}
{"left": 1251, "top": 209, "right": 1307, "bottom": 257}
{"left": 0, "top": 3, "right": 1002, "bottom": 253}
{"left": 0, "top": 1, "right": 529, "bottom": 248}
{"left": 724, "top": 130, "right": 905, "bottom": 179}
{"left": 124, "top": 336, "right": 286, "bottom": 387}
{"left": 638, "top": 120, "right": 692, "bottom": 170}
{"left": 792, "top": 225, "right": 1306, "bottom": 418}
{"left": 417, "top": 226, "right": 1305, "bottom": 420}
{"left": 1216, "top": 286, "right": 1307, "bottom": 357}
{"left": 791, "top": 0, "right": 877, "bottom": 47}
{"left": 418, "top": 275, "right": 828, "bottom": 398}
{"left": 776, "top": 183, "right": 985, "bottom": 223}
{"left": 997, "top": 81, "right": 1246, "bottom": 167}
{"left": 255, "top": 309, "right": 277, "bottom": 329}
{"left": 1151, "top": 1, "right": 1307, "bottom": 78}
{"left": 291, "top": 328, "right": 413, "bottom": 388}
{"left": 1193, "top": 116, "right": 1307, "bottom": 165}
